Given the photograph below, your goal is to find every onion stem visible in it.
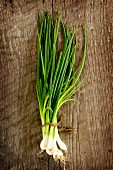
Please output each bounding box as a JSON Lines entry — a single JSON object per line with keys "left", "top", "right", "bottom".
{"left": 36, "top": 12, "right": 86, "bottom": 161}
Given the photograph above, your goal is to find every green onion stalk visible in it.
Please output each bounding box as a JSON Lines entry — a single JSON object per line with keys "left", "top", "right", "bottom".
{"left": 36, "top": 12, "right": 86, "bottom": 161}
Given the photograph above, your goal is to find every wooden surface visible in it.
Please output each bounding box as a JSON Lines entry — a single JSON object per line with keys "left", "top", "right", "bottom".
{"left": 0, "top": 0, "right": 112, "bottom": 170}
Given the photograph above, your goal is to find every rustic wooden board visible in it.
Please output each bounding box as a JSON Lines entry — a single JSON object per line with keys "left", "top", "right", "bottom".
{"left": 0, "top": 0, "right": 112, "bottom": 170}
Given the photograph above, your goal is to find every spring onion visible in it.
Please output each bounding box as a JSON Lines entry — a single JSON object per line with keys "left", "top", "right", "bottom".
{"left": 36, "top": 12, "right": 86, "bottom": 161}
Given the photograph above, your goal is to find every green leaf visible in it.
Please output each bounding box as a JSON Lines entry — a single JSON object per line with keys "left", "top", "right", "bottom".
{"left": 36, "top": 12, "right": 86, "bottom": 126}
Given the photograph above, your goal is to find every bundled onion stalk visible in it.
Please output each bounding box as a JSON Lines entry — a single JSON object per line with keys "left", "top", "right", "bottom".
{"left": 36, "top": 13, "right": 86, "bottom": 161}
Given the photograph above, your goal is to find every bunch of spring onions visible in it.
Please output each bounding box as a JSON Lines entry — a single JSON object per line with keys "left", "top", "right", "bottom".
{"left": 36, "top": 12, "right": 86, "bottom": 161}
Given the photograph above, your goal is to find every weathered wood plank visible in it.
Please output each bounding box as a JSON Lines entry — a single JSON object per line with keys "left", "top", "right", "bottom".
{"left": 0, "top": 0, "right": 112, "bottom": 170}
{"left": 52, "top": 0, "right": 112, "bottom": 170}
{"left": 0, "top": 1, "right": 49, "bottom": 170}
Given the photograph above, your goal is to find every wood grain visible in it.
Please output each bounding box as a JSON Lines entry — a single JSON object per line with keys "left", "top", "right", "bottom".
{"left": 0, "top": 0, "right": 112, "bottom": 170}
